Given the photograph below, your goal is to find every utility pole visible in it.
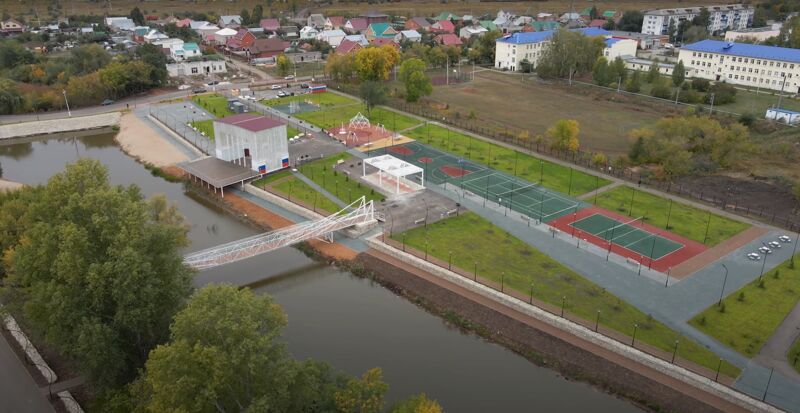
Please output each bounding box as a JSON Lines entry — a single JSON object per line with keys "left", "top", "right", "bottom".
{"left": 777, "top": 74, "right": 787, "bottom": 110}
{"left": 446, "top": 55, "right": 450, "bottom": 86}
{"left": 62, "top": 90, "right": 71, "bottom": 117}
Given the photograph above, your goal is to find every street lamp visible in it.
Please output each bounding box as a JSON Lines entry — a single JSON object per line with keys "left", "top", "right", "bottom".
{"left": 62, "top": 90, "right": 71, "bottom": 117}
{"left": 422, "top": 197, "right": 429, "bottom": 229}
{"left": 718, "top": 263, "right": 728, "bottom": 305}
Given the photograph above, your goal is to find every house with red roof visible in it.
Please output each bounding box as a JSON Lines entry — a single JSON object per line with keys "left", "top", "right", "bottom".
{"left": 250, "top": 38, "right": 289, "bottom": 58}
{"left": 431, "top": 20, "right": 455, "bottom": 34}
{"left": 335, "top": 38, "right": 363, "bottom": 54}
{"left": 369, "top": 38, "right": 400, "bottom": 49}
{"left": 344, "top": 18, "right": 368, "bottom": 33}
{"left": 260, "top": 18, "right": 280, "bottom": 32}
{"left": 434, "top": 33, "right": 463, "bottom": 46}
{"left": 226, "top": 29, "right": 256, "bottom": 50}
{"left": 175, "top": 18, "right": 192, "bottom": 28}
{"left": 213, "top": 113, "right": 289, "bottom": 174}
{"left": 325, "top": 16, "right": 345, "bottom": 30}
{"left": 405, "top": 17, "right": 431, "bottom": 31}
{"left": 588, "top": 19, "right": 607, "bottom": 28}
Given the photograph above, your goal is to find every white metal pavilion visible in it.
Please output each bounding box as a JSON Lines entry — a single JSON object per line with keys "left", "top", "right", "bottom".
{"left": 362, "top": 154, "right": 424, "bottom": 194}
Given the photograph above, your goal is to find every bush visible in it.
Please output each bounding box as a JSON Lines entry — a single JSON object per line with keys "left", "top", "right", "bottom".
{"left": 707, "top": 82, "right": 737, "bottom": 104}
{"left": 739, "top": 112, "right": 756, "bottom": 127}
{"left": 692, "top": 78, "right": 710, "bottom": 92}
{"left": 758, "top": 278, "right": 765, "bottom": 289}
{"left": 650, "top": 81, "right": 672, "bottom": 99}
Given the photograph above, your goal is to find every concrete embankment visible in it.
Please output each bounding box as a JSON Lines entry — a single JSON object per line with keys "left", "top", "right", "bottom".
{"left": 0, "top": 112, "right": 120, "bottom": 140}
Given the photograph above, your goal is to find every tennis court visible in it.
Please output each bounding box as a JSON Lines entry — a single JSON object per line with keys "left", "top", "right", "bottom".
{"left": 571, "top": 213, "right": 684, "bottom": 260}
{"left": 378, "top": 141, "right": 583, "bottom": 222}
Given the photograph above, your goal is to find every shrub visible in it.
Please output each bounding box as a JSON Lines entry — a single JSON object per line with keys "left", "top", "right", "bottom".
{"left": 739, "top": 112, "right": 756, "bottom": 127}
{"left": 691, "top": 78, "right": 710, "bottom": 92}
{"left": 718, "top": 302, "right": 726, "bottom": 313}
{"left": 707, "top": 82, "right": 737, "bottom": 104}
{"left": 737, "top": 292, "right": 745, "bottom": 302}
{"left": 650, "top": 81, "right": 672, "bottom": 99}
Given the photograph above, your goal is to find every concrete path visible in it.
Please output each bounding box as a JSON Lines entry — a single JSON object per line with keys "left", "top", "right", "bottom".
{"left": 0, "top": 333, "right": 54, "bottom": 413}
{"left": 576, "top": 180, "right": 624, "bottom": 201}
{"left": 291, "top": 171, "right": 346, "bottom": 208}
{"left": 0, "top": 112, "right": 120, "bottom": 139}
{"left": 756, "top": 302, "right": 800, "bottom": 381}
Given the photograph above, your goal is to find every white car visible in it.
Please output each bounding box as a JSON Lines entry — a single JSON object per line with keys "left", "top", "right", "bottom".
{"left": 178, "top": 84, "right": 191, "bottom": 90}
{"left": 768, "top": 241, "right": 781, "bottom": 249}
{"left": 271, "top": 84, "right": 282, "bottom": 90}
{"left": 747, "top": 252, "right": 761, "bottom": 261}
{"left": 285, "top": 75, "right": 295, "bottom": 80}
{"left": 758, "top": 246, "right": 772, "bottom": 255}
{"left": 779, "top": 235, "right": 792, "bottom": 243}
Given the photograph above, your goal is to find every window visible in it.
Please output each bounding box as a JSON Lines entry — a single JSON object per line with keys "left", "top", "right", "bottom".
{"left": 191, "top": 67, "right": 198, "bottom": 74}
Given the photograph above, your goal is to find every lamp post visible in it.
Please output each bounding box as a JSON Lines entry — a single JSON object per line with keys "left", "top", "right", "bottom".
{"left": 671, "top": 340, "right": 680, "bottom": 363}
{"left": 631, "top": 323, "right": 639, "bottom": 347}
{"left": 718, "top": 263, "right": 729, "bottom": 305}
{"left": 595, "top": 310, "right": 601, "bottom": 332}
{"left": 759, "top": 249, "right": 768, "bottom": 280}
{"left": 62, "top": 90, "right": 71, "bottom": 117}
{"left": 529, "top": 283, "right": 534, "bottom": 304}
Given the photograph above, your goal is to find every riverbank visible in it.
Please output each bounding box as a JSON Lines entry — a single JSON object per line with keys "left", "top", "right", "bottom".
{"left": 115, "top": 112, "right": 189, "bottom": 167}
{"left": 0, "top": 112, "right": 120, "bottom": 140}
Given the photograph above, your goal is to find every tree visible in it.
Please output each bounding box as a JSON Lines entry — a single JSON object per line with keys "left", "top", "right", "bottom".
{"left": 547, "top": 119, "right": 580, "bottom": 153}
{"left": 399, "top": 58, "right": 432, "bottom": 102}
{"left": 326, "top": 52, "right": 356, "bottom": 82}
{"left": 692, "top": 8, "right": 711, "bottom": 30}
{"left": 610, "top": 57, "right": 627, "bottom": 83}
{"left": 276, "top": 54, "right": 291, "bottom": 77}
{"left": 240, "top": 9, "right": 251, "bottom": 26}
{"left": 708, "top": 82, "right": 737, "bottom": 104}
{"left": 691, "top": 78, "right": 710, "bottom": 92}
{"left": 69, "top": 44, "right": 111, "bottom": 75}
{"left": 672, "top": 60, "right": 685, "bottom": 86}
{"left": 129, "top": 7, "right": 145, "bottom": 26}
{"left": 2, "top": 159, "right": 192, "bottom": 390}
{"left": 355, "top": 45, "right": 400, "bottom": 81}
{"left": 65, "top": 72, "right": 106, "bottom": 106}
{"left": 592, "top": 57, "right": 611, "bottom": 86}
{"left": 647, "top": 61, "right": 661, "bottom": 83}
{"left": 359, "top": 80, "right": 387, "bottom": 116}
{"left": 391, "top": 394, "right": 443, "bottom": 413}
{"left": 0, "top": 40, "right": 35, "bottom": 70}
{"left": 469, "top": 29, "right": 502, "bottom": 64}
{"left": 537, "top": 29, "right": 605, "bottom": 78}
{"left": 0, "top": 78, "right": 22, "bottom": 114}
{"left": 650, "top": 78, "right": 672, "bottom": 99}
{"left": 589, "top": 6, "right": 599, "bottom": 20}
{"left": 251, "top": 5, "right": 264, "bottom": 26}
{"left": 617, "top": 11, "right": 644, "bottom": 32}
{"left": 335, "top": 368, "right": 389, "bottom": 413}
{"left": 519, "top": 58, "right": 533, "bottom": 73}
{"left": 624, "top": 70, "right": 642, "bottom": 93}
{"left": 683, "top": 25, "right": 709, "bottom": 43}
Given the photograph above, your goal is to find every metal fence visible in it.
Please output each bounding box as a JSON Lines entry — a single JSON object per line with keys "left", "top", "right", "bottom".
{"left": 149, "top": 107, "right": 212, "bottom": 155}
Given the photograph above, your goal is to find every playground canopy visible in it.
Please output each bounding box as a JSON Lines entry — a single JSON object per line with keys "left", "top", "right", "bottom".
{"left": 362, "top": 154, "right": 424, "bottom": 194}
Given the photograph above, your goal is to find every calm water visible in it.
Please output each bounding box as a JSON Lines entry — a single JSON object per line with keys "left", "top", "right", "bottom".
{"left": 0, "top": 132, "right": 642, "bottom": 412}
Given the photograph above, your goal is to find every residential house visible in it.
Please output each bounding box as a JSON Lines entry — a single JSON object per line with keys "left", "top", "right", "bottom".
{"left": 435, "top": 12, "right": 461, "bottom": 22}
{"left": 166, "top": 59, "right": 227, "bottom": 77}
{"left": 318, "top": 29, "right": 347, "bottom": 47}
{"left": 435, "top": 33, "right": 463, "bottom": 46}
{"left": 462, "top": 15, "right": 474, "bottom": 24}
{"left": 152, "top": 38, "right": 184, "bottom": 50}
{"left": 80, "top": 27, "right": 94, "bottom": 35}
{"left": 365, "top": 23, "right": 397, "bottom": 41}
{"left": 281, "top": 26, "right": 299, "bottom": 39}
{"left": 479, "top": 21, "right": 497, "bottom": 31}
{"left": 194, "top": 23, "right": 220, "bottom": 42}
{"left": 325, "top": 16, "right": 345, "bottom": 30}
{"left": 642, "top": 4, "right": 753, "bottom": 35}
{"left": 603, "top": 10, "right": 618, "bottom": 20}
{"left": 170, "top": 42, "right": 201, "bottom": 61}
{"left": 213, "top": 27, "right": 238, "bottom": 45}
{"left": 336, "top": 38, "right": 363, "bottom": 54}
{"left": 344, "top": 34, "right": 369, "bottom": 46}
{"left": 218, "top": 15, "right": 242, "bottom": 29}
{"left": 405, "top": 17, "right": 431, "bottom": 31}
{"left": 588, "top": 19, "right": 607, "bottom": 28}
{"left": 513, "top": 16, "right": 534, "bottom": 26}
{"left": 1, "top": 19, "right": 25, "bottom": 34}
{"left": 105, "top": 17, "right": 135, "bottom": 31}
{"left": 143, "top": 29, "right": 169, "bottom": 43}
{"left": 460, "top": 25, "right": 488, "bottom": 39}
{"left": 360, "top": 11, "right": 389, "bottom": 25}
{"left": 537, "top": 13, "right": 555, "bottom": 21}
{"left": 559, "top": 13, "right": 581, "bottom": 23}
{"left": 496, "top": 10, "right": 515, "bottom": 22}
{"left": 227, "top": 28, "right": 256, "bottom": 50}
{"left": 174, "top": 18, "right": 192, "bottom": 28}
{"left": 308, "top": 14, "right": 326, "bottom": 28}
{"left": 344, "top": 18, "right": 369, "bottom": 33}
{"left": 431, "top": 20, "right": 455, "bottom": 34}
{"left": 299, "top": 26, "right": 319, "bottom": 40}
{"left": 260, "top": 18, "right": 280, "bottom": 32}
{"left": 132, "top": 26, "right": 149, "bottom": 41}
{"left": 250, "top": 37, "right": 289, "bottom": 58}
{"left": 370, "top": 38, "right": 400, "bottom": 49}
{"left": 527, "top": 21, "right": 559, "bottom": 31}
{"left": 397, "top": 29, "right": 422, "bottom": 42}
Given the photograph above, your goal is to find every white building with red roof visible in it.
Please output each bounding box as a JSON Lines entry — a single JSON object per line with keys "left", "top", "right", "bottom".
{"left": 213, "top": 114, "right": 289, "bottom": 174}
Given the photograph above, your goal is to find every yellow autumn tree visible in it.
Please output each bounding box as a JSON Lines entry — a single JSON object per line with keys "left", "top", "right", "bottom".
{"left": 547, "top": 119, "right": 580, "bottom": 153}
{"left": 355, "top": 45, "right": 400, "bottom": 82}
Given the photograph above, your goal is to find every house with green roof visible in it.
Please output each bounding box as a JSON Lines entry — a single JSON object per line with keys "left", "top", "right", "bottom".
{"left": 434, "top": 12, "right": 461, "bottom": 21}
{"left": 365, "top": 22, "right": 397, "bottom": 41}
{"left": 528, "top": 21, "right": 560, "bottom": 31}
{"left": 580, "top": 7, "right": 593, "bottom": 17}
{"left": 479, "top": 20, "right": 497, "bottom": 31}
{"left": 603, "top": 10, "right": 617, "bottom": 19}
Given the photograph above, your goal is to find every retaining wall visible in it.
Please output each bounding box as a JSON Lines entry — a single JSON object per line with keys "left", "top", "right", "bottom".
{"left": 0, "top": 112, "right": 120, "bottom": 140}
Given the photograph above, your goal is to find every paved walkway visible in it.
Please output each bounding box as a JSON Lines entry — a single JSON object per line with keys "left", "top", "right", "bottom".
{"left": 0, "top": 333, "right": 54, "bottom": 413}
{"left": 756, "top": 302, "right": 800, "bottom": 381}
{"left": 576, "top": 180, "right": 624, "bottom": 201}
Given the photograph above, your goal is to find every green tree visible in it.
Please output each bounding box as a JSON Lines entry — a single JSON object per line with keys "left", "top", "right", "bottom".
{"left": 624, "top": 70, "right": 642, "bottom": 93}
{"left": 359, "top": 80, "right": 387, "bottom": 116}
{"left": 276, "top": 54, "right": 291, "bottom": 77}
{"left": 251, "top": 5, "right": 264, "bottom": 26}
{"left": 683, "top": 25, "right": 709, "bottom": 43}
{"left": 2, "top": 159, "right": 192, "bottom": 390}
{"left": 650, "top": 78, "right": 672, "bottom": 99}
{"left": 399, "top": 58, "right": 432, "bottom": 102}
{"left": 647, "top": 61, "right": 661, "bottom": 83}
{"left": 0, "top": 78, "right": 22, "bottom": 114}
{"left": 136, "top": 43, "right": 168, "bottom": 86}
{"left": 390, "top": 394, "right": 443, "bottom": 413}
{"left": 592, "top": 56, "right": 611, "bottom": 86}
{"left": 537, "top": 29, "right": 605, "bottom": 78}
{"left": 69, "top": 44, "right": 111, "bottom": 75}
{"left": 692, "top": 8, "right": 711, "bottom": 30}
{"left": 240, "top": 9, "right": 251, "bottom": 26}
{"left": 355, "top": 45, "right": 400, "bottom": 81}
{"left": 0, "top": 40, "right": 34, "bottom": 70}
{"left": 335, "top": 368, "right": 389, "bottom": 413}
{"left": 611, "top": 56, "right": 627, "bottom": 83}
{"left": 129, "top": 7, "right": 145, "bottom": 26}
{"left": 672, "top": 60, "right": 685, "bottom": 86}
{"left": 617, "top": 11, "right": 644, "bottom": 32}
{"left": 469, "top": 29, "right": 502, "bottom": 64}
{"left": 707, "top": 82, "right": 737, "bottom": 104}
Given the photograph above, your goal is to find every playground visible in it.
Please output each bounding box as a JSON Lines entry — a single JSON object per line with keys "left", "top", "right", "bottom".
{"left": 328, "top": 112, "right": 412, "bottom": 150}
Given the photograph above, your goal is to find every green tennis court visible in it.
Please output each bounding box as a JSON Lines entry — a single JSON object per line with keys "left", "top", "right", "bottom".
{"left": 570, "top": 214, "right": 684, "bottom": 260}
{"left": 378, "top": 141, "right": 583, "bottom": 222}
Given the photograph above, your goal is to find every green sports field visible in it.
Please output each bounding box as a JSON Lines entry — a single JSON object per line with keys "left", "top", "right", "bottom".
{"left": 593, "top": 186, "right": 750, "bottom": 246}
{"left": 403, "top": 123, "right": 610, "bottom": 196}
{"left": 570, "top": 213, "right": 683, "bottom": 260}
{"left": 191, "top": 93, "right": 233, "bottom": 117}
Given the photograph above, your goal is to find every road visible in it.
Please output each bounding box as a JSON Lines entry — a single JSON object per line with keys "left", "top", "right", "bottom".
{"left": 0, "top": 332, "right": 54, "bottom": 413}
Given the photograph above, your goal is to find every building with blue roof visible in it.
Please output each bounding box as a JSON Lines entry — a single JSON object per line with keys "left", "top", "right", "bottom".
{"left": 678, "top": 40, "right": 800, "bottom": 93}
{"left": 495, "top": 27, "right": 613, "bottom": 71}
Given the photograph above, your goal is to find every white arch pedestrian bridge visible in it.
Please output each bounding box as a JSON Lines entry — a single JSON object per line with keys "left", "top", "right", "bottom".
{"left": 184, "top": 197, "right": 374, "bottom": 270}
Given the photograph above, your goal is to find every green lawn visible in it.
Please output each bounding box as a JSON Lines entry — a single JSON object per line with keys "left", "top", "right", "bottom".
{"left": 288, "top": 126, "right": 301, "bottom": 139}
{"left": 790, "top": 337, "right": 800, "bottom": 374}
{"left": 395, "top": 212, "right": 739, "bottom": 377}
{"left": 295, "top": 105, "right": 422, "bottom": 132}
{"left": 593, "top": 186, "right": 750, "bottom": 246}
{"left": 298, "top": 152, "right": 386, "bottom": 204}
{"left": 189, "top": 119, "right": 215, "bottom": 140}
{"left": 690, "top": 254, "right": 800, "bottom": 358}
{"left": 252, "top": 170, "right": 341, "bottom": 214}
{"left": 191, "top": 93, "right": 233, "bottom": 117}
{"left": 405, "top": 123, "right": 609, "bottom": 196}
{"left": 261, "top": 92, "right": 357, "bottom": 108}
{"left": 252, "top": 170, "right": 292, "bottom": 186}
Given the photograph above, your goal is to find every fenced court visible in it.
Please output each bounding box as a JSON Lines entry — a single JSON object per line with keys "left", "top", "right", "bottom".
{"left": 548, "top": 206, "right": 709, "bottom": 272}
{"left": 379, "top": 141, "right": 583, "bottom": 222}
{"left": 272, "top": 100, "right": 320, "bottom": 115}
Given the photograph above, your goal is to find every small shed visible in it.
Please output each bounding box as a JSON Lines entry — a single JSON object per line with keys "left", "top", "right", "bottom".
{"left": 766, "top": 108, "right": 800, "bottom": 125}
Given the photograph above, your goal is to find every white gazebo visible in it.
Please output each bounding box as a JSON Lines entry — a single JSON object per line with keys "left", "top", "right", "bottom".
{"left": 362, "top": 154, "right": 424, "bottom": 194}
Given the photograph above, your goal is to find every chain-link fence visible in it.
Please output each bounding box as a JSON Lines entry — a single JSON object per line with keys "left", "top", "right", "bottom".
{"left": 149, "top": 106, "right": 212, "bottom": 155}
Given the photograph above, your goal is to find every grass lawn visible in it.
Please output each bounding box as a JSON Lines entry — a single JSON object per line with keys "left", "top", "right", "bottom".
{"left": 261, "top": 92, "right": 357, "bottom": 108}
{"left": 288, "top": 125, "right": 301, "bottom": 139}
{"left": 394, "top": 212, "right": 740, "bottom": 377}
{"left": 593, "top": 186, "right": 750, "bottom": 246}
{"left": 295, "top": 105, "right": 422, "bottom": 132}
{"left": 689, "top": 254, "right": 800, "bottom": 357}
{"left": 273, "top": 176, "right": 342, "bottom": 214}
{"left": 298, "top": 152, "right": 386, "bottom": 204}
{"left": 405, "top": 123, "right": 609, "bottom": 196}
{"left": 252, "top": 170, "right": 292, "bottom": 187}
{"left": 191, "top": 93, "right": 233, "bottom": 117}
{"left": 790, "top": 338, "right": 800, "bottom": 374}
{"left": 189, "top": 119, "right": 215, "bottom": 140}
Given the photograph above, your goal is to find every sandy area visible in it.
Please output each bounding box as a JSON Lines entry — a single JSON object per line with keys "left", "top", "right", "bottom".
{"left": 0, "top": 179, "right": 24, "bottom": 192}
{"left": 115, "top": 113, "right": 188, "bottom": 167}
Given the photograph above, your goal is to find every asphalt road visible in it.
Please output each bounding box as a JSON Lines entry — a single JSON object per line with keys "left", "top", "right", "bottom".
{"left": 0, "top": 333, "right": 54, "bottom": 413}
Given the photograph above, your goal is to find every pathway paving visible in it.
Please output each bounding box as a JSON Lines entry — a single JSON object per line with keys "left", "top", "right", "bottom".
{"left": 0, "top": 333, "right": 54, "bottom": 413}
{"left": 576, "top": 180, "right": 624, "bottom": 201}
{"left": 756, "top": 302, "right": 800, "bottom": 381}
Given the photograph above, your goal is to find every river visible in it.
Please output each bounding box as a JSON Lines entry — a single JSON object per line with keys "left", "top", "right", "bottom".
{"left": 0, "top": 132, "right": 642, "bottom": 412}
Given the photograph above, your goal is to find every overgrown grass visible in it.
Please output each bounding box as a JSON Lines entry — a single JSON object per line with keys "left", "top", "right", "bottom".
{"left": 298, "top": 152, "right": 386, "bottom": 203}
{"left": 189, "top": 119, "right": 215, "bottom": 140}
{"left": 405, "top": 123, "right": 609, "bottom": 196}
{"left": 262, "top": 92, "right": 357, "bottom": 108}
{"left": 394, "top": 212, "right": 740, "bottom": 377}
{"left": 593, "top": 186, "right": 750, "bottom": 246}
{"left": 789, "top": 337, "right": 800, "bottom": 374}
{"left": 690, "top": 253, "right": 800, "bottom": 357}
{"left": 295, "top": 105, "right": 422, "bottom": 132}
{"left": 191, "top": 93, "right": 233, "bottom": 117}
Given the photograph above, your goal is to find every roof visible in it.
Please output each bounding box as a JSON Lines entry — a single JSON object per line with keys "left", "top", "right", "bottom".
{"left": 433, "top": 20, "right": 455, "bottom": 32}
{"left": 219, "top": 15, "right": 241, "bottom": 25}
{"left": 401, "top": 29, "right": 421, "bottom": 38}
{"left": 320, "top": 29, "right": 346, "bottom": 38}
{"left": 768, "top": 108, "right": 800, "bottom": 115}
{"left": 336, "top": 39, "right": 362, "bottom": 54}
{"left": 497, "top": 27, "right": 609, "bottom": 44}
{"left": 364, "top": 155, "right": 423, "bottom": 178}
{"left": 589, "top": 19, "right": 607, "bottom": 28}
{"left": 479, "top": 20, "right": 497, "bottom": 30}
{"left": 682, "top": 40, "right": 800, "bottom": 63}
{"left": 345, "top": 34, "right": 369, "bottom": 46}
{"left": 603, "top": 10, "right": 617, "bottom": 17}
{"left": 408, "top": 17, "right": 431, "bottom": 28}
{"left": 436, "top": 33, "right": 463, "bottom": 46}
{"left": 260, "top": 18, "right": 280, "bottom": 30}
{"left": 215, "top": 27, "right": 238, "bottom": 36}
{"left": 360, "top": 11, "right": 389, "bottom": 18}
{"left": 215, "top": 114, "right": 286, "bottom": 132}
{"left": 189, "top": 20, "right": 210, "bottom": 29}
{"left": 604, "top": 38, "right": 622, "bottom": 47}
{"left": 434, "top": 12, "right": 461, "bottom": 21}
{"left": 183, "top": 42, "right": 199, "bottom": 51}
{"left": 347, "top": 18, "right": 368, "bottom": 30}
{"left": 576, "top": 27, "right": 610, "bottom": 37}
{"left": 251, "top": 38, "right": 288, "bottom": 53}
{"left": 327, "top": 16, "right": 345, "bottom": 27}
{"left": 369, "top": 22, "right": 393, "bottom": 36}
{"left": 529, "top": 21, "right": 559, "bottom": 31}
{"left": 370, "top": 38, "right": 398, "bottom": 47}
{"left": 645, "top": 4, "right": 751, "bottom": 16}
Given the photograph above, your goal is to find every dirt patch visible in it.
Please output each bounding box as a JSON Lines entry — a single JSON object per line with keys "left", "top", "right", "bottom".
{"left": 115, "top": 112, "right": 189, "bottom": 167}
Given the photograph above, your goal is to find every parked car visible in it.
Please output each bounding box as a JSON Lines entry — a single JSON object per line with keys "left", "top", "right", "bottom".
{"left": 277, "top": 91, "right": 287, "bottom": 97}
{"left": 178, "top": 84, "right": 191, "bottom": 90}
{"left": 101, "top": 99, "right": 115, "bottom": 106}
{"left": 300, "top": 83, "right": 310, "bottom": 89}
{"left": 284, "top": 75, "right": 295, "bottom": 80}
{"left": 758, "top": 246, "right": 772, "bottom": 255}
{"left": 192, "top": 87, "right": 207, "bottom": 94}
{"left": 207, "top": 80, "right": 220, "bottom": 86}
{"left": 271, "top": 84, "right": 282, "bottom": 90}
{"left": 747, "top": 252, "right": 761, "bottom": 261}
{"left": 779, "top": 235, "right": 792, "bottom": 243}
{"left": 768, "top": 241, "right": 781, "bottom": 249}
